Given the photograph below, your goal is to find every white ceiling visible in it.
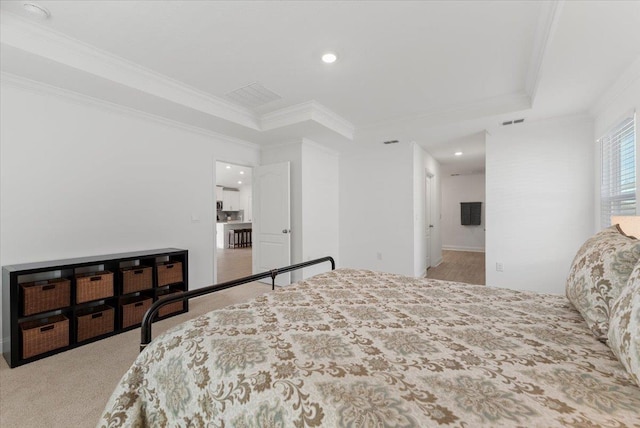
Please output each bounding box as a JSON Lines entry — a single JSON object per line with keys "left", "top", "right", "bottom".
{"left": 1, "top": 1, "right": 639, "bottom": 174}
{"left": 216, "top": 162, "right": 252, "bottom": 189}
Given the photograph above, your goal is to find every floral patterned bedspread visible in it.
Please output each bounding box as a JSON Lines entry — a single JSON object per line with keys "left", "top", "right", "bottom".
{"left": 99, "top": 268, "right": 640, "bottom": 427}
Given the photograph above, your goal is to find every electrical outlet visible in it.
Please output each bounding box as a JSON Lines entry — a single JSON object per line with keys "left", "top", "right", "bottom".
{"left": 377, "top": 252, "right": 383, "bottom": 261}
{"left": 496, "top": 262, "right": 504, "bottom": 272}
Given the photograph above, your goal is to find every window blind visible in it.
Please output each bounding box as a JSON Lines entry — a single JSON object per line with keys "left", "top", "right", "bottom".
{"left": 600, "top": 111, "right": 636, "bottom": 227}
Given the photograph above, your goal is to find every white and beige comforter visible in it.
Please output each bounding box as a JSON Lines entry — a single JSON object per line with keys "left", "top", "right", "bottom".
{"left": 99, "top": 268, "right": 640, "bottom": 427}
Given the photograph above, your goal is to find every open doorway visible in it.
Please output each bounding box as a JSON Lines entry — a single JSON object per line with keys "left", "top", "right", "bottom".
{"left": 425, "top": 173, "right": 433, "bottom": 270}
{"left": 429, "top": 169, "right": 486, "bottom": 285}
{"left": 215, "top": 161, "right": 253, "bottom": 283}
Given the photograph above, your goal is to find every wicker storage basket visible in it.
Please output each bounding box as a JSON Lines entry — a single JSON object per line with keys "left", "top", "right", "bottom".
{"left": 157, "top": 289, "right": 184, "bottom": 317}
{"left": 76, "top": 305, "right": 115, "bottom": 342}
{"left": 21, "top": 278, "right": 71, "bottom": 316}
{"left": 121, "top": 266, "right": 152, "bottom": 294}
{"left": 121, "top": 296, "right": 152, "bottom": 328}
{"left": 156, "top": 261, "right": 183, "bottom": 287}
{"left": 20, "top": 315, "right": 69, "bottom": 359}
{"left": 76, "top": 271, "right": 114, "bottom": 304}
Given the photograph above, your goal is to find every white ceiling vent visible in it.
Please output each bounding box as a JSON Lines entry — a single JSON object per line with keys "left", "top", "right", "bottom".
{"left": 225, "top": 82, "right": 282, "bottom": 108}
{"left": 501, "top": 118, "right": 525, "bottom": 126}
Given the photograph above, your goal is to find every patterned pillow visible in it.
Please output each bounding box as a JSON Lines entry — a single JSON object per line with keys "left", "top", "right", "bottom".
{"left": 607, "top": 261, "right": 640, "bottom": 387}
{"left": 566, "top": 225, "right": 640, "bottom": 340}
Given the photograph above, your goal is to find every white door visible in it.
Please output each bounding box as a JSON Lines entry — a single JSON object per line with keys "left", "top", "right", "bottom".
{"left": 252, "top": 162, "right": 291, "bottom": 285}
{"left": 425, "top": 175, "right": 432, "bottom": 271}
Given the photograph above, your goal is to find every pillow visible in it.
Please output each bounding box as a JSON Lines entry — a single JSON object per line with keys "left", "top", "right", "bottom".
{"left": 607, "top": 260, "right": 640, "bottom": 387}
{"left": 566, "top": 225, "right": 640, "bottom": 340}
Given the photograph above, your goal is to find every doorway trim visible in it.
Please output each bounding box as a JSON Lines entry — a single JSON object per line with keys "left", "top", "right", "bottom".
{"left": 213, "top": 158, "right": 256, "bottom": 284}
{"left": 425, "top": 171, "right": 434, "bottom": 273}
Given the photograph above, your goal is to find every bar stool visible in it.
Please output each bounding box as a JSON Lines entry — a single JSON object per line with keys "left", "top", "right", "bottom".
{"left": 239, "top": 229, "right": 247, "bottom": 247}
{"left": 235, "top": 229, "right": 245, "bottom": 248}
{"left": 240, "top": 229, "right": 252, "bottom": 247}
{"left": 228, "top": 229, "right": 252, "bottom": 248}
{"left": 227, "top": 230, "right": 235, "bottom": 248}
{"left": 228, "top": 229, "right": 244, "bottom": 248}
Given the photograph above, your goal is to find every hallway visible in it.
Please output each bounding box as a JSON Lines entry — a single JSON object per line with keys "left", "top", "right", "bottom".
{"left": 426, "top": 250, "right": 485, "bottom": 285}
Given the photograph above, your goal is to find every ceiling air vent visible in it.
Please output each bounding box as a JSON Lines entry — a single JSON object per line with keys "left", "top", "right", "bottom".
{"left": 383, "top": 140, "right": 400, "bottom": 145}
{"left": 225, "top": 82, "right": 282, "bottom": 109}
{"left": 501, "top": 118, "right": 525, "bottom": 126}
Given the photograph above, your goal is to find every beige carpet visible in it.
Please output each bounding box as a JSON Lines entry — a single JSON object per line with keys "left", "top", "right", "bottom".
{"left": 1, "top": 251, "right": 483, "bottom": 427}
{"left": 0, "top": 281, "right": 271, "bottom": 428}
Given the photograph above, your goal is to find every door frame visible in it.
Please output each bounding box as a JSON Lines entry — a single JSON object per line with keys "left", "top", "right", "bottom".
{"left": 213, "top": 158, "right": 256, "bottom": 284}
{"left": 252, "top": 161, "right": 291, "bottom": 286}
{"left": 425, "top": 171, "right": 434, "bottom": 272}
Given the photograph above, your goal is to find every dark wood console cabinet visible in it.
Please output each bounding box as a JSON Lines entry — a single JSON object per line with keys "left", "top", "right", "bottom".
{"left": 2, "top": 248, "right": 188, "bottom": 367}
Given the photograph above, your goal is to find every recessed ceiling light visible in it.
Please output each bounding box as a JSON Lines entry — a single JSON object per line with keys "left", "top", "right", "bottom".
{"left": 455, "top": 152, "right": 463, "bottom": 156}
{"left": 225, "top": 165, "right": 231, "bottom": 169}
{"left": 23, "top": 2, "right": 50, "bottom": 18}
{"left": 239, "top": 171, "right": 245, "bottom": 175}
{"left": 322, "top": 52, "right": 338, "bottom": 64}
{"left": 237, "top": 181, "right": 242, "bottom": 184}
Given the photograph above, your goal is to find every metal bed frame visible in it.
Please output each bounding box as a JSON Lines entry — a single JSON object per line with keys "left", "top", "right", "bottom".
{"left": 140, "top": 256, "right": 335, "bottom": 351}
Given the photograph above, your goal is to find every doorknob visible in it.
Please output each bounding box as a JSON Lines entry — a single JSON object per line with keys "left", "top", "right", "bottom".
{"left": 282, "top": 229, "right": 291, "bottom": 234}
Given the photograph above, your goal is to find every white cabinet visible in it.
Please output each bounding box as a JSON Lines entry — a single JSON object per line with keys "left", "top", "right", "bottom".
{"left": 243, "top": 195, "right": 253, "bottom": 221}
{"left": 237, "top": 185, "right": 252, "bottom": 220}
{"left": 215, "top": 186, "right": 223, "bottom": 201}
{"left": 222, "top": 189, "right": 240, "bottom": 211}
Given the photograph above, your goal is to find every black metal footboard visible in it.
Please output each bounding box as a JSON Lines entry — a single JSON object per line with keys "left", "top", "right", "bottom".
{"left": 140, "top": 256, "right": 335, "bottom": 351}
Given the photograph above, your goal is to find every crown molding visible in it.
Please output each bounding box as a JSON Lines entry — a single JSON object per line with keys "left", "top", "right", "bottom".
{"left": 589, "top": 55, "right": 640, "bottom": 118}
{"left": 358, "top": 91, "right": 531, "bottom": 134}
{"left": 525, "top": 0, "right": 564, "bottom": 105}
{"left": 261, "top": 101, "right": 355, "bottom": 140}
{"left": 261, "top": 101, "right": 316, "bottom": 130}
{"left": 1, "top": 11, "right": 357, "bottom": 143}
{"left": 494, "top": 110, "right": 592, "bottom": 131}
{"left": 0, "top": 11, "right": 261, "bottom": 130}
{"left": 0, "top": 71, "right": 260, "bottom": 150}
{"left": 308, "top": 102, "right": 355, "bottom": 140}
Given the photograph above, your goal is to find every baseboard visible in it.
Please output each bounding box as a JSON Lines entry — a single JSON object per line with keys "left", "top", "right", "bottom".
{"left": 442, "top": 246, "right": 485, "bottom": 253}
{"left": 431, "top": 256, "right": 444, "bottom": 268}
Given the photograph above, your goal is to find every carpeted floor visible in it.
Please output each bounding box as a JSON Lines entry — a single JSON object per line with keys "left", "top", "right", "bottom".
{"left": 1, "top": 251, "right": 484, "bottom": 427}
{"left": 0, "top": 281, "right": 271, "bottom": 428}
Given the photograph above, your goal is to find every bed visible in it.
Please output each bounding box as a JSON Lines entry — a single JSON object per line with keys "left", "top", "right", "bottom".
{"left": 99, "top": 229, "right": 640, "bottom": 427}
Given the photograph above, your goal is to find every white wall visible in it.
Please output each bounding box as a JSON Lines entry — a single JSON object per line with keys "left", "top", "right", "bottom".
{"left": 485, "top": 115, "right": 595, "bottom": 294}
{"left": 0, "top": 80, "right": 260, "bottom": 351}
{"left": 340, "top": 141, "right": 415, "bottom": 276}
{"left": 340, "top": 141, "right": 441, "bottom": 277}
{"left": 301, "top": 141, "right": 339, "bottom": 278}
{"left": 593, "top": 76, "right": 640, "bottom": 228}
{"left": 413, "top": 143, "right": 442, "bottom": 277}
{"left": 441, "top": 173, "right": 486, "bottom": 252}
{"left": 261, "top": 139, "right": 339, "bottom": 281}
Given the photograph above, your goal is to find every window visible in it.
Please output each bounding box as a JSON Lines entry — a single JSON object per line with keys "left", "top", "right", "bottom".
{"left": 600, "top": 112, "right": 637, "bottom": 227}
